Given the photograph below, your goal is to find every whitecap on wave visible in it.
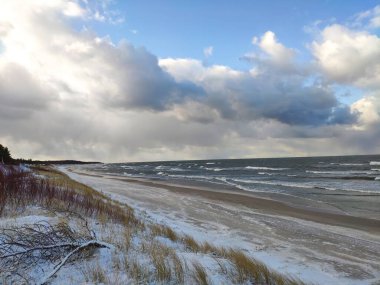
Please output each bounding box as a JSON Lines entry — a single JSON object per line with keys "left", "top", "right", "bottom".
{"left": 245, "top": 166, "right": 288, "bottom": 171}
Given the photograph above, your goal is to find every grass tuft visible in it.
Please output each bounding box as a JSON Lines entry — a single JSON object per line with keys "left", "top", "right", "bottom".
{"left": 192, "top": 261, "right": 209, "bottom": 285}
{"left": 150, "top": 224, "right": 179, "bottom": 242}
{"left": 182, "top": 234, "right": 201, "bottom": 252}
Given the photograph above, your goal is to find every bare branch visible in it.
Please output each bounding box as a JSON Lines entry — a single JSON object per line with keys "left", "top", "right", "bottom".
{"left": 38, "top": 240, "right": 113, "bottom": 285}
{"left": 0, "top": 222, "right": 113, "bottom": 284}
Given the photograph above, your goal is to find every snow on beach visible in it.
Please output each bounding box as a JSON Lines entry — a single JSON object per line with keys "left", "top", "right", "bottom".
{"left": 2, "top": 164, "right": 313, "bottom": 284}
{"left": 61, "top": 166, "right": 380, "bottom": 285}
{"left": 1, "top": 163, "right": 379, "bottom": 284}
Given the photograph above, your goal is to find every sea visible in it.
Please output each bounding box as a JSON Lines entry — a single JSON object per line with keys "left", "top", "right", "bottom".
{"left": 83, "top": 155, "right": 380, "bottom": 194}
{"left": 79, "top": 155, "right": 380, "bottom": 218}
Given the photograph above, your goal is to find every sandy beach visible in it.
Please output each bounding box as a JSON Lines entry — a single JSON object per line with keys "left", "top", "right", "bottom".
{"left": 63, "top": 166, "right": 380, "bottom": 285}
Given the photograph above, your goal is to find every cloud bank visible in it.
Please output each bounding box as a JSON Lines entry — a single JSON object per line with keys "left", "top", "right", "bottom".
{"left": 0, "top": 0, "right": 379, "bottom": 161}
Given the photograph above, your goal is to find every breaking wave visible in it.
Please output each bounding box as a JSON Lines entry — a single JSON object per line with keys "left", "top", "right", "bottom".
{"left": 245, "top": 166, "right": 288, "bottom": 171}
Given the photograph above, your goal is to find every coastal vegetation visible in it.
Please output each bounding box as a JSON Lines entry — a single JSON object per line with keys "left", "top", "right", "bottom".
{"left": 0, "top": 159, "right": 306, "bottom": 284}
{"left": 0, "top": 144, "right": 12, "bottom": 164}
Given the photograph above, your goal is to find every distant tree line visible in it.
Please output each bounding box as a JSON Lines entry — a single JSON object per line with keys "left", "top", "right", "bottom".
{"left": 0, "top": 144, "right": 13, "bottom": 164}
{"left": 0, "top": 143, "right": 101, "bottom": 165}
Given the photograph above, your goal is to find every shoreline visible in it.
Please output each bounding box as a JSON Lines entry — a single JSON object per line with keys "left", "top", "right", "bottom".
{"left": 111, "top": 176, "right": 380, "bottom": 235}
{"left": 64, "top": 166, "right": 380, "bottom": 284}
{"left": 70, "top": 168, "right": 380, "bottom": 235}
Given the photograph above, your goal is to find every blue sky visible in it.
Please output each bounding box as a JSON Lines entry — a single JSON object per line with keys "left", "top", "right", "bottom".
{"left": 87, "top": 0, "right": 379, "bottom": 69}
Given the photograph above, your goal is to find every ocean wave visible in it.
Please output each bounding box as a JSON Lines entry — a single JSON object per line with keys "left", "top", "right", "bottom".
{"left": 305, "top": 170, "right": 371, "bottom": 175}
{"left": 205, "top": 167, "right": 223, "bottom": 171}
{"left": 228, "top": 178, "right": 379, "bottom": 193}
{"left": 245, "top": 166, "right": 288, "bottom": 171}
{"left": 215, "top": 177, "right": 261, "bottom": 192}
{"left": 121, "top": 165, "right": 135, "bottom": 169}
{"left": 258, "top": 172, "right": 273, "bottom": 176}
{"left": 155, "top": 165, "right": 167, "bottom": 170}
{"left": 231, "top": 178, "right": 317, "bottom": 189}
{"left": 212, "top": 168, "right": 223, "bottom": 171}
{"left": 339, "top": 176, "right": 376, "bottom": 181}
{"left": 168, "top": 174, "right": 213, "bottom": 180}
{"left": 326, "top": 162, "right": 364, "bottom": 166}
{"left": 313, "top": 165, "right": 331, "bottom": 168}
{"left": 337, "top": 163, "right": 365, "bottom": 166}
{"left": 372, "top": 169, "right": 380, "bottom": 171}
{"left": 370, "top": 161, "right": 380, "bottom": 165}
{"left": 206, "top": 162, "right": 215, "bottom": 165}
{"left": 198, "top": 176, "right": 378, "bottom": 194}
{"left": 376, "top": 177, "right": 380, "bottom": 181}
{"left": 169, "top": 167, "right": 185, "bottom": 172}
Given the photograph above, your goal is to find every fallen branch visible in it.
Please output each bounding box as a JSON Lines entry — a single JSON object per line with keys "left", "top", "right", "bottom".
{"left": 38, "top": 240, "right": 113, "bottom": 285}
{"left": 0, "top": 222, "right": 113, "bottom": 284}
{"left": 0, "top": 242, "right": 79, "bottom": 259}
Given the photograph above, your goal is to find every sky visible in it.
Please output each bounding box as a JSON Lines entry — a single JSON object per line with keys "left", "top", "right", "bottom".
{"left": 0, "top": 0, "right": 380, "bottom": 162}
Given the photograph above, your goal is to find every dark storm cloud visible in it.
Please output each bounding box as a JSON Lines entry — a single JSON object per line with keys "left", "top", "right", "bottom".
{"left": 0, "top": 63, "right": 54, "bottom": 120}
{"left": 179, "top": 70, "right": 358, "bottom": 126}
{"left": 90, "top": 41, "right": 205, "bottom": 111}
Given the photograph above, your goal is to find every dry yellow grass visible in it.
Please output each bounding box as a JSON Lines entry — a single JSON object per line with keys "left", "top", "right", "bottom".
{"left": 182, "top": 234, "right": 201, "bottom": 252}
{"left": 31, "top": 166, "right": 138, "bottom": 226}
{"left": 126, "top": 259, "right": 149, "bottom": 282}
{"left": 150, "top": 244, "right": 172, "bottom": 282}
{"left": 225, "top": 249, "right": 306, "bottom": 285}
{"left": 123, "top": 227, "right": 133, "bottom": 253}
{"left": 150, "top": 224, "right": 179, "bottom": 242}
{"left": 171, "top": 252, "right": 184, "bottom": 284}
{"left": 82, "top": 262, "right": 108, "bottom": 284}
{"left": 200, "top": 241, "right": 228, "bottom": 257}
{"left": 192, "top": 261, "right": 209, "bottom": 285}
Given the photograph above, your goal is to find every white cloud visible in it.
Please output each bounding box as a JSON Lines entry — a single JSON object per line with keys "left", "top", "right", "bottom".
{"left": 312, "top": 24, "right": 380, "bottom": 89}
{"left": 250, "top": 31, "right": 296, "bottom": 68}
{"left": 351, "top": 96, "right": 380, "bottom": 127}
{"left": 63, "top": 1, "right": 86, "bottom": 17}
{"left": 352, "top": 5, "right": 380, "bottom": 28}
{"left": 93, "top": 10, "right": 106, "bottom": 22}
{"left": 370, "top": 6, "right": 380, "bottom": 28}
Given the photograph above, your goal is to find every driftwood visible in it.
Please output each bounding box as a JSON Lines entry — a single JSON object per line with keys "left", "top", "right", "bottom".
{"left": 38, "top": 240, "right": 112, "bottom": 285}
{"left": 0, "top": 221, "right": 113, "bottom": 284}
